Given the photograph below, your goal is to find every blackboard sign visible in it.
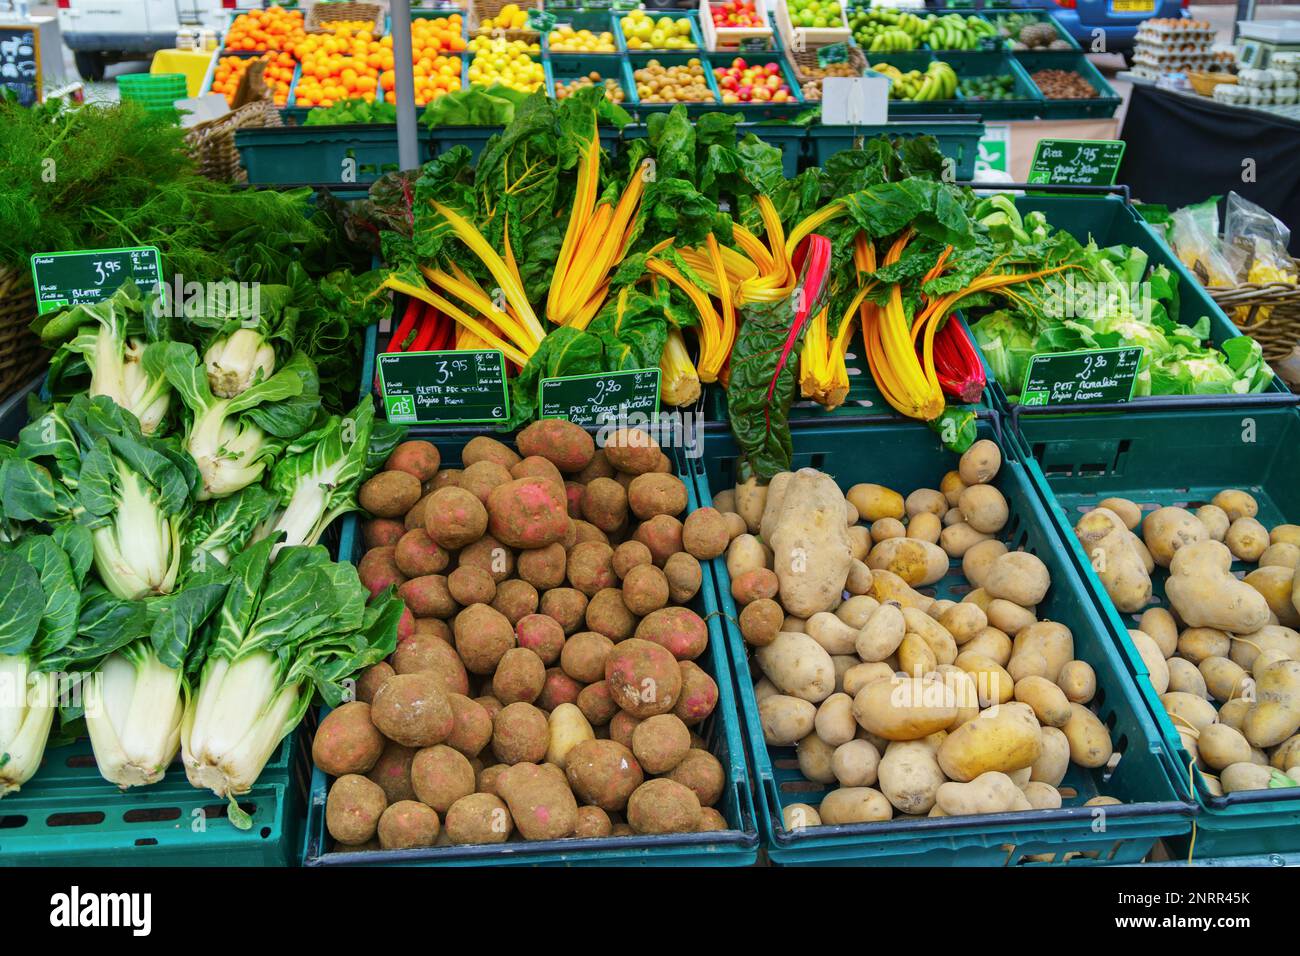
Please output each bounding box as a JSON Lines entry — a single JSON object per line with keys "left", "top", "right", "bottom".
{"left": 377, "top": 350, "right": 510, "bottom": 424}
{"left": 1027, "top": 139, "right": 1126, "bottom": 188}
{"left": 0, "top": 26, "right": 40, "bottom": 107}
{"left": 30, "top": 247, "right": 164, "bottom": 315}
{"left": 539, "top": 368, "right": 661, "bottom": 426}
{"left": 1020, "top": 347, "right": 1143, "bottom": 407}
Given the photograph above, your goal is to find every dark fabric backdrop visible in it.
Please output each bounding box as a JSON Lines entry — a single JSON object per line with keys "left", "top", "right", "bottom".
{"left": 1119, "top": 84, "right": 1300, "bottom": 253}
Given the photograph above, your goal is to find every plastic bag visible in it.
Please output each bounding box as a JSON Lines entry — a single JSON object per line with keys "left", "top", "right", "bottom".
{"left": 1224, "top": 190, "right": 1297, "bottom": 289}
{"left": 1170, "top": 197, "right": 1236, "bottom": 288}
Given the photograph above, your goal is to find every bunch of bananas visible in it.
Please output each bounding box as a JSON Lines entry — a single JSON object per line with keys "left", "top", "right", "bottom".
{"left": 848, "top": 9, "right": 927, "bottom": 51}
{"left": 920, "top": 13, "right": 999, "bottom": 51}
{"left": 873, "top": 59, "right": 957, "bottom": 101}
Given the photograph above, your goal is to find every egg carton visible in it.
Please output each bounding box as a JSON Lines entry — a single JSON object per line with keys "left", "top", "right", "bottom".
{"left": 1134, "top": 51, "right": 1214, "bottom": 71}
{"left": 1135, "top": 39, "right": 1213, "bottom": 58}
{"left": 1238, "top": 66, "right": 1299, "bottom": 87}
{"left": 1137, "top": 17, "right": 1215, "bottom": 41}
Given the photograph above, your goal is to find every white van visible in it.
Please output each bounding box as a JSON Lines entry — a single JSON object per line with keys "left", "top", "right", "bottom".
{"left": 55, "top": 0, "right": 259, "bottom": 80}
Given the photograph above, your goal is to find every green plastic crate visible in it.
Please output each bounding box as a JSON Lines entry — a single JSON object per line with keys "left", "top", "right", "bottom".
{"left": 946, "top": 49, "right": 1044, "bottom": 120}
{"left": 1012, "top": 406, "right": 1300, "bottom": 858}
{"left": 979, "top": 7, "right": 1081, "bottom": 52}
{"left": 870, "top": 51, "right": 966, "bottom": 116}
{"left": 541, "top": 9, "right": 623, "bottom": 54}
{"left": 301, "top": 441, "right": 759, "bottom": 867}
{"left": 1015, "top": 50, "right": 1120, "bottom": 118}
{"left": 693, "top": 418, "right": 1194, "bottom": 866}
{"left": 613, "top": 8, "right": 706, "bottom": 55}
{"left": 235, "top": 124, "right": 432, "bottom": 185}
{"left": 806, "top": 118, "right": 983, "bottom": 179}
{"left": 627, "top": 51, "right": 723, "bottom": 115}
{"left": 544, "top": 53, "right": 637, "bottom": 105}
{"left": 117, "top": 72, "right": 188, "bottom": 112}
{"left": 708, "top": 55, "right": 806, "bottom": 120}
{"left": 972, "top": 194, "right": 1292, "bottom": 410}
{"left": 0, "top": 733, "right": 309, "bottom": 867}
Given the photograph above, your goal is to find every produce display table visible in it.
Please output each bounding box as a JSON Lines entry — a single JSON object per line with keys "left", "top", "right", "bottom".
{"left": 1120, "top": 84, "right": 1300, "bottom": 254}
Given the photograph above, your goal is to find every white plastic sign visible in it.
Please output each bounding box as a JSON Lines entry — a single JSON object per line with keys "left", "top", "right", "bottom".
{"left": 821, "top": 75, "right": 889, "bottom": 126}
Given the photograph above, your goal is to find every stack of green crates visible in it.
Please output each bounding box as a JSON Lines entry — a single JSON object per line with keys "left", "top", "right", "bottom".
{"left": 117, "top": 73, "right": 189, "bottom": 113}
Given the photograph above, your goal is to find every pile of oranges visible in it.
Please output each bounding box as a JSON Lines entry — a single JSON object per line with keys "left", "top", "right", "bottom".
{"left": 222, "top": 5, "right": 305, "bottom": 54}
{"left": 291, "top": 17, "right": 464, "bottom": 108}
{"left": 210, "top": 52, "right": 296, "bottom": 106}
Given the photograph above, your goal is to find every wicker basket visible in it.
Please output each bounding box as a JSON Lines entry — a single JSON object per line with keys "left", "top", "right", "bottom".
{"left": 467, "top": 0, "right": 543, "bottom": 42}
{"left": 1207, "top": 266, "right": 1300, "bottom": 363}
{"left": 306, "top": 1, "right": 383, "bottom": 34}
{"left": 786, "top": 43, "right": 867, "bottom": 98}
{"left": 0, "top": 265, "right": 45, "bottom": 404}
{"left": 1188, "top": 70, "right": 1236, "bottom": 98}
{"left": 186, "top": 98, "right": 284, "bottom": 184}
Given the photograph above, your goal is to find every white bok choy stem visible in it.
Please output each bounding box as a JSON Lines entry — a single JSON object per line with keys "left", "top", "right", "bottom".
{"left": 0, "top": 657, "right": 57, "bottom": 798}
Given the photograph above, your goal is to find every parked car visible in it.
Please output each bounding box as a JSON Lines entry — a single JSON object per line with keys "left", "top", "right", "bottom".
{"left": 56, "top": 0, "right": 257, "bottom": 81}
{"left": 1016, "top": 0, "right": 1189, "bottom": 54}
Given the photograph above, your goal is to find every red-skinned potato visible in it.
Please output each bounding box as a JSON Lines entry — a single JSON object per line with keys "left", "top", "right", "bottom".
{"left": 424, "top": 486, "right": 488, "bottom": 550}
{"left": 391, "top": 632, "right": 470, "bottom": 695}
{"left": 605, "top": 638, "right": 682, "bottom": 717}
{"left": 394, "top": 529, "right": 451, "bottom": 578}
{"left": 514, "top": 613, "right": 565, "bottom": 665}
{"left": 635, "top": 606, "right": 708, "bottom": 660}
{"left": 360, "top": 471, "right": 422, "bottom": 518}
{"left": 312, "top": 701, "right": 384, "bottom": 776}
{"left": 358, "top": 547, "right": 405, "bottom": 598}
{"left": 385, "top": 441, "right": 441, "bottom": 482}
{"left": 674, "top": 660, "right": 719, "bottom": 725}
{"left": 363, "top": 519, "right": 406, "bottom": 550}
{"left": 462, "top": 436, "right": 520, "bottom": 470}
{"left": 603, "top": 428, "right": 661, "bottom": 475}
{"left": 487, "top": 477, "right": 570, "bottom": 549}
{"left": 517, "top": 419, "right": 596, "bottom": 473}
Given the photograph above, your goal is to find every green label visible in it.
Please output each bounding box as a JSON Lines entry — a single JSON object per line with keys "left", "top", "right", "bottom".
{"left": 740, "top": 37, "right": 771, "bottom": 52}
{"left": 527, "top": 8, "right": 558, "bottom": 32}
{"left": 1027, "top": 139, "right": 1126, "bottom": 188}
{"left": 1020, "top": 347, "right": 1143, "bottom": 407}
{"left": 30, "top": 246, "right": 163, "bottom": 315}
{"left": 818, "top": 42, "right": 849, "bottom": 66}
{"left": 976, "top": 124, "right": 1010, "bottom": 175}
{"left": 539, "top": 368, "right": 661, "bottom": 426}
{"left": 377, "top": 350, "right": 510, "bottom": 424}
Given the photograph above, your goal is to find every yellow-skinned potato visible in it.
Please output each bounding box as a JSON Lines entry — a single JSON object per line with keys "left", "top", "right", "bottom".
{"left": 1200, "top": 656, "right": 1249, "bottom": 702}
{"left": 1260, "top": 542, "right": 1300, "bottom": 569}
{"left": 814, "top": 693, "right": 857, "bottom": 746}
{"left": 905, "top": 488, "right": 947, "bottom": 519}
{"left": 960, "top": 538, "right": 1007, "bottom": 588}
{"left": 1137, "top": 607, "right": 1178, "bottom": 658}
{"left": 852, "top": 676, "right": 958, "bottom": 741}
{"left": 866, "top": 537, "right": 949, "bottom": 587}
{"left": 958, "top": 484, "right": 1009, "bottom": 534}
{"left": 870, "top": 517, "right": 906, "bottom": 543}
{"left": 1218, "top": 697, "right": 1252, "bottom": 731}
{"left": 1074, "top": 507, "right": 1128, "bottom": 548}
{"left": 940, "top": 470, "right": 966, "bottom": 507}
{"left": 1211, "top": 489, "right": 1258, "bottom": 522}
{"left": 818, "top": 786, "right": 893, "bottom": 824}
{"left": 1129, "top": 630, "right": 1170, "bottom": 695}
{"left": 869, "top": 569, "right": 934, "bottom": 612}
{"left": 1057, "top": 660, "right": 1097, "bottom": 703}
{"left": 805, "top": 612, "right": 862, "bottom": 656}
{"left": 734, "top": 477, "right": 767, "bottom": 533}
{"left": 712, "top": 488, "right": 737, "bottom": 514}
{"left": 1254, "top": 649, "right": 1295, "bottom": 679}
{"left": 847, "top": 525, "right": 872, "bottom": 561}
{"left": 1012, "top": 621, "right": 1075, "bottom": 684}
{"left": 907, "top": 511, "right": 942, "bottom": 545}
{"left": 1226, "top": 517, "right": 1270, "bottom": 562}
{"left": 845, "top": 560, "right": 874, "bottom": 598}
{"left": 726, "top": 534, "right": 768, "bottom": 582}
{"left": 954, "top": 652, "right": 1014, "bottom": 707}
{"left": 753, "top": 676, "right": 779, "bottom": 704}
{"left": 1198, "top": 723, "right": 1253, "bottom": 771}
{"left": 962, "top": 587, "right": 992, "bottom": 612}
{"left": 847, "top": 483, "right": 905, "bottom": 522}
{"left": 856, "top": 603, "right": 906, "bottom": 662}
{"left": 958, "top": 439, "right": 1001, "bottom": 486}
{"left": 939, "top": 603, "right": 987, "bottom": 645}
{"left": 1245, "top": 566, "right": 1300, "bottom": 628}
{"left": 1161, "top": 691, "right": 1219, "bottom": 733}
{"left": 937, "top": 771, "right": 1032, "bottom": 816}
{"left": 545, "top": 703, "right": 595, "bottom": 768}
{"left": 878, "top": 740, "right": 945, "bottom": 814}
{"left": 937, "top": 702, "right": 1042, "bottom": 782}
{"left": 963, "top": 627, "right": 1012, "bottom": 667}
{"left": 756, "top": 632, "right": 836, "bottom": 702}
{"left": 1229, "top": 625, "right": 1300, "bottom": 670}
{"left": 987, "top": 599, "right": 1037, "bottom": 637}
{"left": 1023, "top": 781, "right": 1063, "bottom": 809}
{"left": 897, "top": 633, "right": 937, "bottom": 677}
{"left": 943, "top": 508, "right": 965, "bottom": 528}
{"left": 843, "top": 661, "right": 895, "bottom": 697}
{"left": 1007, "top": 649, "right": 1049, "bottom": 683}
{"left": 782, "top": 802, "right": 821, "bottom": 830}
{"left": 797, "top": 733, "right": 837, "bottom": 784}
{"left": 1015, "top": 676, "right": 1072, "bottom": 727}
{"left": 939, "top": 522, "right": 991, "bottom": 559}
{"left": 1097, "top": 497, "right": 1142, "bottom": 530}
{"left": 1166, "top": 657, "right": 1209, "bottom": 698}
{"left": 1166, "top": 541, "right": 1270, "bottom": 633}
{"left": 1243, "top": 660, "right": 1300, "bottom": 748}
{"left": 757, "top": 472, "right": 794, "bottom": 543}
{"left": 1062, "top": 702, "right": 1113, "bottom": 767}
{"left": 984, "top": 551, "right": 1051, "bottom": 607}
{"left": 758, "top": 695, "right": 816, "bottom": 745}
{"left": 1271, "top": 734, "right": 1300, "bottom": 770}
{"left": 1271, "top": 524, "right": 1300, "bottom": 547}
{"left": 1170, "top": 538, "right": 1232, "bottom": 577}
{"left": 771, "top": 470, "right": 854, "bottom": 617}
{"left": 1195, "top": 504, "right": 1230, "bottom": 542}
{"left": 903, "top": 608, "right": 956, "bottom": 657}
{"left": 1030, "top": 726, "right": 1071, "bottom": 785}
{"left": 1178, "top": 627, "right": 1231, "bottom": 664}
{"left": 835, "top": 595, "right": 879, "bottom": 629}
{"left": 1087, "top": 528, "right": 1153, "bottom": 613}
{"left": 934, "top": 664, "right": 980, "bottom": 729}
{"left": 1142, "top": 506, "right": 1208, "bottom": 567}
{"left": 845, "top": 500, "right": 860, "bottom": 526}
{"left": 1221, "top": 761, "right": 1276, "bottom": 793}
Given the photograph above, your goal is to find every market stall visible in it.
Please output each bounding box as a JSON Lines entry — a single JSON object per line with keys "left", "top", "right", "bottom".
{"left": 4, "top": 0, "right": 1300, "bottom": 882}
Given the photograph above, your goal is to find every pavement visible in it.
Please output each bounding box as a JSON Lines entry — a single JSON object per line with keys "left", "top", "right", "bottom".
{"left": 22, "top": 0, "right": 1300, "bottom": 111}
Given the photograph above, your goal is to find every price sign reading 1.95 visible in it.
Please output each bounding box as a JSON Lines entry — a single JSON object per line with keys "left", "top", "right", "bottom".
{"left": 378, "top": 349, "right": 510, "bottom": 424}
{"left": 30, "top": 246, "right": 164, "bottom": 315}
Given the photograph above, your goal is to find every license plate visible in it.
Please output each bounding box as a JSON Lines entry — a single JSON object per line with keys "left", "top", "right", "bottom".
{"left": 1112, "top": 0, "right": 1155, "bottom": 11}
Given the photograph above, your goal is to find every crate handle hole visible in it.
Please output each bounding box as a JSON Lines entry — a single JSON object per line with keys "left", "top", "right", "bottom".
{"left": 0, "top": 814, "right": 28, "bottom": 830}
{"left": 134, "top": 838, "right": 159, "bottom": 847}
{"left": 124, "top": 806, "right": 182, "bottom": 824}
{"left": 260, "top": 826, "right": 272, "bottom": 839}
{"left": 46, "top": 811, "right": 105, "bottom": 828}
{"left": 65, "top": 754, "right": 97, "bottom": 769}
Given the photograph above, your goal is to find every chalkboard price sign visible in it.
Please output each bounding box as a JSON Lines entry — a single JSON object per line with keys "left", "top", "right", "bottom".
{"left": 1027, "top": 139, "right": 1125, "bottom": 188}
{"left": 1020, "top": 346, "right": 1143, "bottom": 407}
{"left": 0, "top": 26, "right": 40, "bottom": 107}
{"left": 539, "top": 368, "right": 661, "bottom": 426}
{"left": 30, "top": 247, "right": 164, "bottom": 315}
{"left": 378, "top": 350, "right": 510, "bottom": 424}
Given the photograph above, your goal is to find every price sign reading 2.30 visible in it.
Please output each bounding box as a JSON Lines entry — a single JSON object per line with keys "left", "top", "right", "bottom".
{"left": 377, "top": 349, "right": 510, "bottom": 424}
{"left": 539, "top": 368, "right": 661, "bottom": 427}
{"left": 1020, "top": 346, "right": 1143, "bottom": 407}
